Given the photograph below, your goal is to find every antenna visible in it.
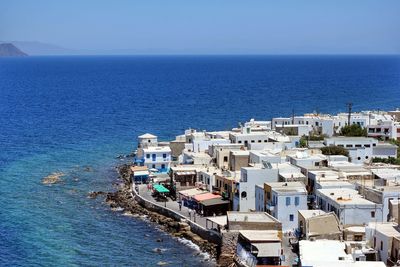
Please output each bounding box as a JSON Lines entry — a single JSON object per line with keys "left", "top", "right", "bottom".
{"left": 346, "top": 102, "right": 353, "bottom": 126}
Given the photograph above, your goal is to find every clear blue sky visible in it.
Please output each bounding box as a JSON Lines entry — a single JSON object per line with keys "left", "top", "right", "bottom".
{"left": 1, "top": 0, "right": 399, "bottom": 54}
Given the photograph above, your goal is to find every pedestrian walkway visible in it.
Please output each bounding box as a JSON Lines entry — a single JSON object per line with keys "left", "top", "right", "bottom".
{"left": 137, "top": 184, "right": 209, "bottom": 228}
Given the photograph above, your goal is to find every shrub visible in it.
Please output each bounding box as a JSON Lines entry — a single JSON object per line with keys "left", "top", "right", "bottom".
{"left": 340, "top": 124, "right": 367, "bottom": 137}
{"left": 321, "top": 146, "right": 349, "bottom": 157}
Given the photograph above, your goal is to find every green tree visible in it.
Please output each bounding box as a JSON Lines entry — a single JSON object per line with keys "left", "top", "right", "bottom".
{"left": 340, "top": 124, "right": 367, "bottom": 137}
{"left": 299, "top": 136, "right": 307, "bottom": 148}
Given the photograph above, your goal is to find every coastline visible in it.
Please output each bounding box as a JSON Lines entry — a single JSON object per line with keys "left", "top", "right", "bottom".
{"left": 100, "top": 164, "right": 220, "bottom": 265}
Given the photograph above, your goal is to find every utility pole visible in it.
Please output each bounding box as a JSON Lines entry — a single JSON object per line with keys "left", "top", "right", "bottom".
{"left": 347, "top": 102, "right": 353, "bottom": 126}
{"left": 292, "top": 108, "right": 295, "bottom": 125}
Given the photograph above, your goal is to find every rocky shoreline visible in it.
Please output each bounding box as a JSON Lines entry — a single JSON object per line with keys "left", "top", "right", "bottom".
{"left": 94, "top": 164, "right": 221, "bottom": 264}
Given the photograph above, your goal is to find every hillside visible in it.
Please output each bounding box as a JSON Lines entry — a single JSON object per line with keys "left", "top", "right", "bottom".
{"left": 0, "top": 43, "right": 28, "bottom": 56}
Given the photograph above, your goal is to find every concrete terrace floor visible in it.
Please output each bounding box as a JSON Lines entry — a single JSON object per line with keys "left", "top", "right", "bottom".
{"left": 136, "top": 184, "right": 210, "bottom": 229}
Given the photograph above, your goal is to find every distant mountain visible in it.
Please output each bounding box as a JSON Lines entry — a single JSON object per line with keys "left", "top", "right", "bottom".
{"left": 0, "top": 43, "right": 28, "bottom": 56}
{"left": 1, "top": 41, "right": 79, "bottom": 56}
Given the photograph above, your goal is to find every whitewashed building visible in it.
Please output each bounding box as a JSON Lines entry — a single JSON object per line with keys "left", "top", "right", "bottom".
{"left": 264, "top": 181, "right": 308, "bottom": 231}
{"left": 315, "top": 188, "right": 383, "bottom": 225}
{"left": 233, "top": 164, "right": 278, "bottom": 212}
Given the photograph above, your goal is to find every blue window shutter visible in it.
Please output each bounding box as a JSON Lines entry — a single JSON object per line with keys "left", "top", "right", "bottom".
{"left": 286, "top": 197, "right": 290, "bottom": 206}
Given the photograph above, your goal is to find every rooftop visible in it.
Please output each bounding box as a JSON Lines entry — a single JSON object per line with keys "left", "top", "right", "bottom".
{"left": 298, "top": 209, "right": 326, "bottom": 219}
{"left": 317, "top": 188, "right": 376, "bottom": 206}
{"left": 266, "top": 181, "right": 306, "bottom": 194}
{"left": 239, "top": 230, "right": 280, "bottom": 242}
{"left": 227, "top": 211, "right": 279, "bottom": 223}
{"left": 371, "top": 168, "right": 400, "bottom": 180}
{"left": 368, "top": 222, "right": 400, "bottom": 237}
{"left": 138, "top": 133, "right": 157, "bottom": 139}
{"left": 143, "top": 146, "right": 171, "bottom": 152}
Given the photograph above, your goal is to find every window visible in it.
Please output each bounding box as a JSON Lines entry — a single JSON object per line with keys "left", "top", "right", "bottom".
{"left": 148, "top": 140, "right": 151, "bottom": 143}
{"left": 238, "top": 140, "right": 242, "bottom": 144}
{"left": 380, "top": 241, "right": 383, "bottom": 251}
{"left": 365, "top": 156, "right": 369, "bottom": 159}
{"left": 346, "top": 144, "right": 353, "bottom": 148}
{"left": 223, "top": 156, "right": 228, "bottom": 162}
{"left": 286, "top": 197, "right": 291, "bottom": 206}
{"left": 264, "top": 140, "right": 268, "bottom": 143}
{"left": 152, "top": 164, "right": 156, "bottom": 168}
{"left": 295, "top": 197, "right": 299, "bottom": 206}
{"left": 354, "top": 235, "right": 363, "bottom": 241}
{"left": 163, "top": 153, "right": 167, "bottom": 158}
{"left": 146, "top": 154, "right": 150, "bottom": 159}
{"left": 161, "top": 164, "right": 165, "bottom": 169}
{"left": 258, "top": 140, "right": 262, "bottom": 143}
{"left": 357, "top": 157, "right": 361, "bottom": 160}
{"left": 251, "top": 140, "right": 255, "bottom": 143}
{"left": 371, "top": 211, "right": 375, "bottom": 218}
{"left": 241, "top": 191, "right": 247, "bottom": 198}
{"left": 289, "top": 214, "right": 294, "bottom": 221}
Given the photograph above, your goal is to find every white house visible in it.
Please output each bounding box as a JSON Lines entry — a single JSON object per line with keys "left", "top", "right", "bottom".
{"left": 366, "top": 222, "right": 400, "bottom": 264}
{"left": 232, "top": 164, "right": 278, "bottom": 212}
{"left": 141, "top": 146, "right": 171, "bottom": 172}
{"left": 264, "top": 181, "right": 308, "bottom": 231}
{"left": 315, "top": 188, "right": 383, "bottom": 225}
{"left": 135, "top": 133, "right": 172, "bottom": 172}
{"left": 229, "top": 127, "right": 270, "bottom": 148}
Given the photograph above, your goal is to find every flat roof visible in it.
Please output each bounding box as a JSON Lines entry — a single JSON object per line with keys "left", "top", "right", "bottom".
{"left": 368, "top": 222, "right": 400, "bottom": 237}
{"left": 206, "top": 215, "right": 227, "bottom": 226}
{"left": 266, "top": 182, "right": 306, "bottom": 194}
{"left": 227, "top": 211, "right": 279, "bottom": 223}
{"left": 298, "top": 209, "right": 326, "bottom": 219}
{"left": 326, "top": 136, "right": 376, "bottom": 142}
{"left": 300, "top": 240, "right": 352, "bottom": 263}
{"left": 317, "top": 188, "right": 376, "bottom": 206}
{"left": 143, "top": 146, "right": 171, "bottom": 152}
{"left": 239, "top": 230, "right": 280, "bottom": 242}
{"left": 231, "top": 150, "right": 250, "bottom": 156}
{"left": 371, "top": 168, "right": 400, "bottom": 179}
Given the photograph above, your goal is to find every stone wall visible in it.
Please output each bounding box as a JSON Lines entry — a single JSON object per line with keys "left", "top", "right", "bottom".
{"left": 132, "top": 187, "right": 222, "bottom": 245}
{"left": 219, "top": 231, "right": 239, "bottom": 267}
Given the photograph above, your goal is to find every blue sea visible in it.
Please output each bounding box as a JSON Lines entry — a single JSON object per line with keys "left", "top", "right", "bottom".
{"left": 0, "top": 55, "right": 399, "bottom": 266}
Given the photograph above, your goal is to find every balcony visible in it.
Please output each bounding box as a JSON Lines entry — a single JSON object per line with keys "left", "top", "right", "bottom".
{"left": 266, "top": 202, "right": 275, "bottom": 211}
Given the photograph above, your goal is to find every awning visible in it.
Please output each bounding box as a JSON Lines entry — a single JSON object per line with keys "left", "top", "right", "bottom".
{"left": 193, "top": 193, "right": 220, "bottom": 202}
{"left": 178, "top": 188, "right": 207, "bottom": 197}
{"left": 153, "top": 184, "right": 170, "bottom": 193}
{"left": 253, "top": 242, "right": 281, "bottom": 257}
{"left": 200, "top": 198, "right": 230, "bottom": 207}
{"left": 133, "top": 171, "right": 149, "bottom": 177}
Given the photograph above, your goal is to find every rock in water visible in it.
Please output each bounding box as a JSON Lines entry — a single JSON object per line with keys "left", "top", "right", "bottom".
{"left": 157, "top": 261, "right": 169, "bottom": 266}
{"left": 42, "top": 172, "right": 64, "bottom": 185}
{"left": 88, "top": 191, "right": 106, "bottom": 199}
